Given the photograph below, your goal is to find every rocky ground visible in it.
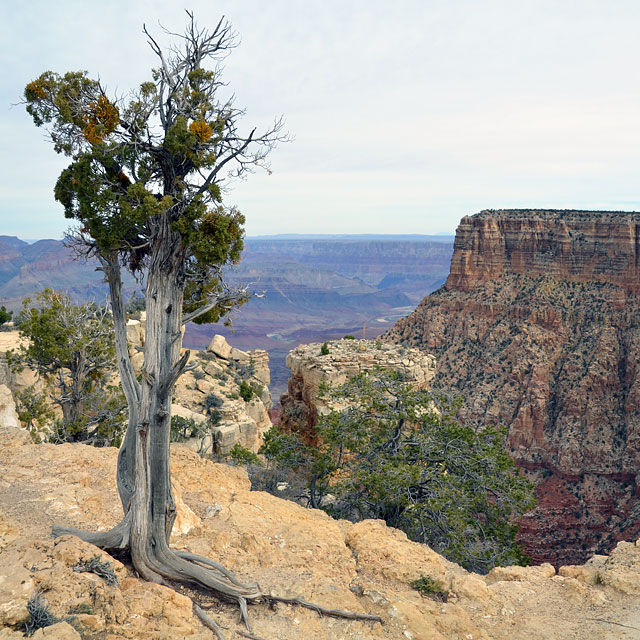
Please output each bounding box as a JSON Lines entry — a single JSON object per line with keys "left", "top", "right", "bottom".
{"left": 1, "top": 422, "right": 640, "bottom": 639}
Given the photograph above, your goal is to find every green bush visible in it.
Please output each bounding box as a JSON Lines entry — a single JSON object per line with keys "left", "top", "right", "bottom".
{"left": 320, "top": 341, "right": 330, "bottom": 356}
{"left": 204, "top": 393, "right": 223, "bottom": 415}
{"left": 170, "top": 415, "right": 208, "bottom": 442}
{"left": 228, "top": 443, "right": 261, "bottom": 466}
{"left": 239, "top": 379, "right": 255, "bottom": 402}
{"left": 410, "top": 575, "right": 449, "bottom": 601}
{"left": 0, "top": 305, "right": 12, "bottom": 325}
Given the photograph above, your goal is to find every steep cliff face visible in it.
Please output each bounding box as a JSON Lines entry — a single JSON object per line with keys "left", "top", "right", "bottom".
{"left": 446, "top": 210, "right": 640, "bottom": 293}
{"left": 385, "top": 209, "right": 640, "bottom": 566}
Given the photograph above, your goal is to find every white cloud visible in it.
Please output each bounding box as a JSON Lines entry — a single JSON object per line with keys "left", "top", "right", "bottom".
{"left": 2, "top": 0, "right": 640, "bottom": 239}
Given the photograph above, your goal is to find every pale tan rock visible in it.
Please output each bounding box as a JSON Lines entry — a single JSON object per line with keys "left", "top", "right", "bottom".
{"left": 195, "top": 377, "right": 215, "bottom": 395}
{"left": 558, "top": 564, "right": 600, "bottom": 584}
{"left": 0, "top": 386, "right": 19, "bottom": 430}
{"left": 249, "top": 349, "right": 270, "bottom": 386}
{"left": 125, "top": 319, "right": 142, "bottom": 346}
{"left": 206, "top": 334, "right": 231, "bottom": 360}
{"left": 129, "top": 351, "right": 144, "bottom": 372}
{"left": 171, "top": 403, "right": 207, "bottom": 424}
{"left": 280, "top": 339, "right": 436, "bottom": 442}
{"left": 31, "top": 621, "right": 81, "bottom": 639}
{"left": 204, "top": 360, "right": 224, "bottom": 377}
{"left": 598, "top": 540, "right": 640, "bottom": 594}
{"left": 485, "top": 563, "right": 555, "bottom": 585}
{"left": 451, "top": 574, "right": 492, "bottom": 600}
{"left": 2, "top": 426, "right": 638, "bottom": 639}
{"left": 171, "top": 480, "right": 201, "bottom": 536}
{"left": 230, "top": 347, "right": 250, "bottom": 362}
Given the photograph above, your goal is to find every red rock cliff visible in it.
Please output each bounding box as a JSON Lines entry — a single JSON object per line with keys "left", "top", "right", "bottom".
{"left": 385, "top": 209, "right": 640, "bottom": 567}
{"left": 446, "top": 210, "right": 640, "bottom": 293}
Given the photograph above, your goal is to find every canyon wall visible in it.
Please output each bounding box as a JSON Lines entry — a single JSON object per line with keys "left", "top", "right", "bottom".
{"left": 385, "top": 209, "right": 640, "bottom": 566}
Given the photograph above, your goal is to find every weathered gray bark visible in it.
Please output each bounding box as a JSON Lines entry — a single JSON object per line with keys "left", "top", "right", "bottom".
{"left": 53, "top": 220, "right": 383, "bottom": 629}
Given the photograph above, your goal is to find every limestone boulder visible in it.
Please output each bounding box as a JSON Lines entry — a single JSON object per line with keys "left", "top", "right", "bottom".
{"left": 206, "top": 335, "right": 231, "bottom": 360}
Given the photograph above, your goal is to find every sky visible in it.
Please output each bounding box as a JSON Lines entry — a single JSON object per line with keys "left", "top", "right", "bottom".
{"left": 2, "top": 0, "right": 640, "bottom": 239}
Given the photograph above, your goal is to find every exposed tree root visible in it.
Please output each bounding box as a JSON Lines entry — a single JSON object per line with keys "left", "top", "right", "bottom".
{"left": 53, "top": 523, "right": 383, "bottom": 637}
{"left": 236, "top": 630, "right": 267, "bottom": 640}
{"left": 194, "top": 603, "right": 226, "bottom": 639}
{"left": 263, "top": 594, "right": 383, "bottom": 622}
{"left": 52, "top": 513, "right": 130, "bottom": 550}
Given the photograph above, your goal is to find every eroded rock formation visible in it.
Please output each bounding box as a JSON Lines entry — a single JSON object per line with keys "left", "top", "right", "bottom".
{"left": 385, "top": 209, "right": 640, "bottom": 566}
{"left": 279, "top": 339, "right": 436, "bottom": 442}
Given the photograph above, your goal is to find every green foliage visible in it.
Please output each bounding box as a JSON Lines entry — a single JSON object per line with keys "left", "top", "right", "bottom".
{"left": 204, "top": 393, "right": 223, "bottom": 414}
{"left": 320, "top": 341, "right": 330, "bottom": 356}
{"left": 228, "top": 443, "right": 261, "bottom": 466}
{"left": 13, "top": 290, "right": 125, "bottom": 446}
{"left": 22, "top": 591, "right": 58, "bottom": 636}
{"left": 126, "top": 294, "right": 146, "bottom": 314}
{"left": 0, "top": 305, "right": 12, "bottom": 325}
{"left": 239, "top": 379, "right": 257, "bottom": 402}
{"left": 73, "top": 555, "right": 119, "bottom": 586}
{"left": 23, "top": 14, "right": 283, "bottom": 324}
{"left": 261, "top": 371, "right": 535, "bottom": 573}
{"left": 409, "top": 575, "right": 449, "bottom": 601}
{"left": 342, "top": 335, "right": 355, "bottom": 340}
{"left": 14, "top": 388, "right": 56, "bottom": 443}
{"left": 170, "top": 415, "right": 209, "bottom": 442}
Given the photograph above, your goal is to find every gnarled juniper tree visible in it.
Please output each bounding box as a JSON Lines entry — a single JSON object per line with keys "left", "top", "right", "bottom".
{"left": 24, "top": 14, "right": 379, "bottom": 634}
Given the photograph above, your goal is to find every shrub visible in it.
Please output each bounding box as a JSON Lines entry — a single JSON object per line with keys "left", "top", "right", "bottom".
{"left": 320, "top": 341, "right": 330, "bottom": 356}
{"left": 73, "top": 555, "right": 119, "bottom": 586}
{"left": 170, "top": 415, "right": 208, "bottom": 442}
{"left": 193, "top": 368, "right": 206, "bottom": 381}
{"left": 342, "top": 335, "right": 355, "bottom": 340}
{"left": 410, "top": 575, "right": 449, "bottom": 601}
{"left": 0, "top": 305, "right": 12, "bottom": 325}
{"left": 204, "top": 393, "right": 223, "bottom": 415}
{"left": 261, "top": 371, "right": 535, "bottom": 574}
{"left": 239, "top": 379, "right": 254, "bottom": 402}
{"left": 22, "top": 591, "right": 58, "bottom": 636}
{"left": 228, "top": 443, "right": 261, "bottom": 466}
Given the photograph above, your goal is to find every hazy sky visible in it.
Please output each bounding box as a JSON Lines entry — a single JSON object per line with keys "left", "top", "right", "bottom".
{"left": 2, "top": 0, "right": 640, "bottom": 239}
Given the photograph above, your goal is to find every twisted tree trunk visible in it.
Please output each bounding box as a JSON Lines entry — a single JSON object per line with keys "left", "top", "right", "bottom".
{"left": 53, "top": 219, "right": 381, "bottom": 632}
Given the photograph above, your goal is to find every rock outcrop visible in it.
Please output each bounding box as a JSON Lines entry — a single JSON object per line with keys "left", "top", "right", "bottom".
{"left": 385, "top": 209, "right": 640, "bottom": 566}
{"left": 0, "top": 322, "right": 272, "bottom": 455}
{"left": 279, "top": 339, "right": 436, "bottom": 442}
{"left": 142, "top": 325, "right": 272, "bottom": 455}
{"left": 1, "top": 423, "right": 640, "bottom": 639}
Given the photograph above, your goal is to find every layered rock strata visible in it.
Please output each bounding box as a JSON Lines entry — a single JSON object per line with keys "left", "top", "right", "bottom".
{"left": 279, "top": 339, "right": 436, "bottom": 442}
{"left": 385, "top": 209, "right": 640, "bottom": 566}
{"left": 2, "top": 423, "right": 640, "bottom": 639}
